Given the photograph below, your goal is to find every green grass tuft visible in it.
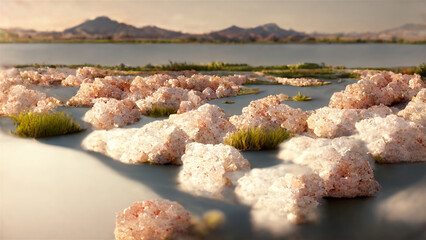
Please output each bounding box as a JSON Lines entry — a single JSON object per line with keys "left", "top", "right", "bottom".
{"left": 146, "top": 105, "right": 177, "bottom": 117}
{"left": 224, "top": 127, "right": 292, "bottom": 151}
{"left": 293, "top": 92, "right": 312, "bottom": 101}
{"left": 10, "top": 111, "right": 83, "bottom": 138}
{"left": 237, "top": 88, "right": 260, "bottom": 96}
{"left": 222, "top": 100, "right": 235, "bottom": 104}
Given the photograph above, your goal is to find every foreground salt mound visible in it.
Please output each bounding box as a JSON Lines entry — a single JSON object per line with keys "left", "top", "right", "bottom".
{"left": 397, "top": 88, "right": 426, "bottom": 127}
{"left": 278, "top": 136, "right": 380, "bottom": 197}
{"left": 115, "top": 200, "right": 191, "bottom": 240}
{"left": 82, "top": 120, "right": 188, "bottom": 165}
{"left": 276, "top": 77, "right": 330, "bottom": 87}
{"left": 83, "top": 98, "right": 141, "bottom": 129}
{"left": 329, "top": 71, "right": 425, "bottom": 109}
{"left": 235, "top": 164, "right": 325, "bottom": 224}
{"left": 178, "top": 143, "right": 250, "bottom": 198}
{"left": 307, "top": 105, "right": 393, "bottom": 138}
{"left": 169, "top": 104, "right": 235, "bottom": 144}
{"left": 229, "top": 95, "right": 309, "bottom": 133}
{"left": 0, "top": 85, "right": 60, "bottom": 115}
{"left": 355, "top": 115, "right": 426, "bottom": 163}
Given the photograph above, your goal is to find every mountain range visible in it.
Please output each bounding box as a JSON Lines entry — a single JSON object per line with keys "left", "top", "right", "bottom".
{"left": 1, "top": 16, "right": 425, "bottom": 43}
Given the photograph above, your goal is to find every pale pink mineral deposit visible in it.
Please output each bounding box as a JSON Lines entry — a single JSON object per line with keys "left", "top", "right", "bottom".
{"left": 67, "top": 78, "right": 126, "bottom": 106}
{"left": 397, "top": 88, "right": 426, "bottom": 127}
{"left": 114, "top": 200, "right": 191, "bottom": 240}
{"left": 276, "top": 77, "right": 330, "bottom": 87}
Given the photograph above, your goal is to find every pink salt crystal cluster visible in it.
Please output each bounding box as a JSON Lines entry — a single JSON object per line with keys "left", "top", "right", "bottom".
{"left": 114, "top": 200, "right": 191, "bottom": 240}
{"left": 169, "top": 104, "right": 235, "bottom": 144}
{"left": 19, "top": 67, "right": 69, "bottom": 86}
{"left": 397, "top": 88, "right": 426, "bottom": 127}
{"left": 355, "top": 115, "right": 426, "bottom": 163}
{"left": 235, "top": 164, "right": 325, "bottom": 224}
{"left": 329, "top": 71, "right": 425, "bottom": 109}
{"left": 178, "top": 143, "right": 250, "bottom": 198}
{"left": 62, "top": 67, "right": 106, "bottom": 87}
{"left": 83, "top": 98, "right": 141, "bottom": 129}
{"left": 0, "top": 85, "right": 60, "bottom": 115}
{"left": 306, "top": 105, "right": 393, "bottom": 138}
{"left": 276, "top": 77, "right": 330, "bottom": 87}
{"left": 229, "top": 95, "right": 310, "bottom": 133}
{"left": 278, "top": 136, "right": 380, "bottom": 198}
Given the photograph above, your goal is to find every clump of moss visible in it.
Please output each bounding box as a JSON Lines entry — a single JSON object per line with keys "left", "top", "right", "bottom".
{"left": 237, "top": 88, "right": 260, "bottom": 96}
{"left": 293, "top": 92, "right": 312, "bottom": 101}
{"left": 224, "top": 127, "right": 292, "bottom": 151}
{"left": 222, "top": 100, "right": 235, "bottom": 104}
{"left": 190, "top": 210, "right": 226, "bottom": 238}
{"left": 10, "top": 111, "right": 83, "bottom": 138}
{"left": 146, "top": 105, "right": 177, "bottom": 117}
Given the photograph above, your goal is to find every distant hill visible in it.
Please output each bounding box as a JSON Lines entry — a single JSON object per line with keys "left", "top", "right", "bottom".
{"left": 1, "top": 16, "right": 425, "bottom": 43}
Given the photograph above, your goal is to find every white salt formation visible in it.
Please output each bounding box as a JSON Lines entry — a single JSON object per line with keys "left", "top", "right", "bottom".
{"left": 229, "top": 95, "right": 309, "bottom": 133}
{"left": 178, "top": 143, "right": 250, "bottom": 198}
{"left": 397, "top": 88, "right": 426, "bottom": 127}
{"left": 276, "top": 77, "right": 330, "bottom": 87}
{"left": 278, "top": 136, "right": 380, "bottom": 198}
{"left": 19, "top": 67, "right": 70, "bottom": 86}
{"left": 82, "top": 120, "right": 188, "bottom": 165}
{"left": 329, "top": 71, "right": 425, "bottom": 109}
{"left": 114, "top": 200, "right": 191, "bottom": 240}
{"left": 235, "top": 164, "right": 325, "bottom": 224}
{"left": 169, "top": 104, "right": 235, "bottom": 144}
{"left": 307, "top": 105, "right": 393, "bottom": 138}
{"left": 62, "top": 67, "right": 106, "bottom": 87}
{"left": 355, "top": 115, "right": 426, "bottom": 163}
{"left": 0, "top": 85, "right": 60, "bottom": 115}
{"left": 83, "top": 98, "right": 141, "bottom": 129}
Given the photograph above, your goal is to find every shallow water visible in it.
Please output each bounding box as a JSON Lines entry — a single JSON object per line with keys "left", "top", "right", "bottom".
{"left": 1, "top": 43, "right": 425, "bottom": 67}
{"left": 1, "top": 82, "right": 425, "bottom": 240}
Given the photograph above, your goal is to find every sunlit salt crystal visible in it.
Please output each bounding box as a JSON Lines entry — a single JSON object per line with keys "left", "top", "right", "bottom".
{"left": 19, "top": 67, "right": 69, "bottom": 86}
{"left": 178, "top": 143, "right": 250, "bottom": 198}
{"left": 307, "top": 105, "right": 393, "bottom": 138}
{"left": 397, "top": 88, "right": 426, "bottom": 127}
{"left": 0, "top": 85, "right": 60, "bottom": 115}
{"left": 76, "top": 67, "right": 106, "bottom": 79}
{"left": 82, "top": 120, "right": 188, "bottom": 165}
{"left": 278, "top": 136, "right": 380, "bottom": 197}
{"left": 276, "top": 77, "right": 330, "bottom": 87}
{"left": 67, "top": 78, "right": 126, "bottom": 106}
{"left": 128, "top": 74, "right": 176, "bottom": 101}
{"left": 329, "top": 71, "right": 425, "bottom": 109}
{"left": 83, "top": 98, "right": 141, "bottom": 130}
{"left": 114, "top": 200, "right": 191, "bottom": 240}
{"left": 355, "top": 115, "right": 426, "bottom": 163}
{"left": 201, "top": 87, "right": 217, "bottom": 101}
{"left": 229, "top": 95, "right": 309, "bottom": 133}
{"left": 169, "top": 104, "right": 235, "bottom": 144}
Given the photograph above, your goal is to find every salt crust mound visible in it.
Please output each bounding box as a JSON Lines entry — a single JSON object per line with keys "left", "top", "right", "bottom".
{"left": 355, "top": 115, "right": 426, "bottom": 163}
{"left": 235, "top": 164, "right": 325, "bottom": 224}
{"left": 169, "top": 104, "right": 235, "bottom": 144}
{"left": 178, "top": 143, "right": 250, "bottom": 198}
{"left": 397, "top": 88, "right": 426, "bottom": 127}
{"left": 276, "top": 77, "right": 330, "bottom": 87}
{"left": 19, "top": 67, "right": 69, "bottom": 86}
{"left": 229, "top": 95, "right": 309, "bottom": 133}
{"left": 83, "top": 98, "right": 141, "bottom": 130}
{"left": 82, "top": 104, "right": 233, "bottom": 164}
{"left": 0, "top": 85, "right": 60, "bottom": 115}
{"left": 306, "top": 105, "right": 393, "bottom": 138}
{"left": 82, "top": 120, "right": 188, "bottom": 165}
{"left": 278, "top": 136, "right": 380, "bottom": 197}
{"left": 114, "top": 200, "right": 191, "bottom": 240}
{"left": 329, "top": 71, "right": 425, "bottom": 109}
{"left": 62, "top": 67, "right": 106, "bottom": 87}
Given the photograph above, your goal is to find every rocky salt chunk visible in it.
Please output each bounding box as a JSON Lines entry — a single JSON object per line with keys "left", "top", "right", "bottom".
{"left": 355, "top": 115, "right": 426, "bottom": 163}
{"left": 229, "top": 95, "right": 309, "bottom": 133}
{"left": 0, "top": 85, "right": 60, "bottom": 115}
{"left": 19, "top": 67, "right": 69, "bottom": 86}
{"left": 169, "top": 104, "right": 235, "bottom": 144}
{"left": 307, "top": 105, "right": 393, "bottom": 138}
{"left": 329, "top": 71, "right": 425, "bottom": 109}
{"left": 235, "top": 164, "right": 325, "bottom": 224}
{"left": 276, "top": 77, "right": 330, "bottom": 87}
{"left": 114, "top": 200, "right": 191, "bottom": 240}
{"left": 83, "top": 98, "right": 141, "bottom": 130}
{"left": 397, "top": 88, "right": 426, "bottom": 127}
{"left": 82, "top": 120, "right": 188, "bottom": 165}
{"left": 178, "top": 143, "right": 250, "bottom": 198}
{"left": 278, "top": 136, "right": 380, "bottom": 197}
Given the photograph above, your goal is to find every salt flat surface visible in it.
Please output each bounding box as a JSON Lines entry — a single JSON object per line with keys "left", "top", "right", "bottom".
{"left": 1, "top": 82, "right": 425, "bottom": 240}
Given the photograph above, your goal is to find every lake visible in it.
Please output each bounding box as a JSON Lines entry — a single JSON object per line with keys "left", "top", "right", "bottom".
{"left": 0, "top": 43, "right": 425, "bottom": 67}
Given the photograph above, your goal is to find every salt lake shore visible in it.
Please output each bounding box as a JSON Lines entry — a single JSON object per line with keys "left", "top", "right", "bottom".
{"left": 0, "top": 66, "right": 425, "bottom": 239}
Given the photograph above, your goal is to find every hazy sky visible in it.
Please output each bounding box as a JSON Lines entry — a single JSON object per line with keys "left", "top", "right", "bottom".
{"left": 0, "top": 0, "right": 425, "bottom": 33}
